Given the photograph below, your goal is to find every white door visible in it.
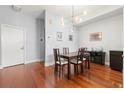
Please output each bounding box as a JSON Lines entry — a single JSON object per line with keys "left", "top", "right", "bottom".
{"left": 1, "top": 24, "right": 24, "bottom": 67}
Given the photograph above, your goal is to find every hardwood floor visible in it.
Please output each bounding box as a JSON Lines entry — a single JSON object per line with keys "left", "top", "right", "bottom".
{"left": 0, "top": 62, "right": 123, "bottom": 88}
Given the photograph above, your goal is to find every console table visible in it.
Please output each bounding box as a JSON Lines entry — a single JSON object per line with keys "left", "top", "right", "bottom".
{"left": 89, "top": 51, "right": 105, "bottom": 65}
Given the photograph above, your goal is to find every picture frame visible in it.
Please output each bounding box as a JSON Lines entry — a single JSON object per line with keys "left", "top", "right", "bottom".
{"left": 57, "top": 32, "right": 62, "bottom": 41}
{"left": 69, "top": 35, "right": 73, "bottom": 41}
{"left": 90, "top": 32, "right": 102, "bottom": 41}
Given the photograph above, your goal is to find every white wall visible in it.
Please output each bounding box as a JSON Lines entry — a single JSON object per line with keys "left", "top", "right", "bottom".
{"left": 123, "top": 7, "right": 124, "bottom": 87}
{"left": 45, "top": 11, "right": 78, "bottom": 66}
{"left": 78, "top": 14, "right": 123, "bottom": 65}
{"left": 0, "top": 5, "right": 41, "bottom": 66}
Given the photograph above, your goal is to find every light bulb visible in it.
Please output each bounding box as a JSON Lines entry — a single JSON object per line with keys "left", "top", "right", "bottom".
{"left": 75, "top": 16, "right": 79, "bottom": 22}
{"left": 74, "top": 16, "right": 82, "bottom": 24}
{"left": 79, "top": 18, "right": 82, "bottom": 22}
{"left": 83, "top": 11, "right": 87, "bottom": 15}
{"left": 61, "top": 17, "right": 64, "bottom": 26}
{"left": 71, "top": 29, "right": 73, "bottom": 32}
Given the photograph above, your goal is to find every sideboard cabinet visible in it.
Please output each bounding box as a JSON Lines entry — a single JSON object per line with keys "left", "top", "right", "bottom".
{"left": 89, "top": 51, "right": 105, "bottom": 65}
{"left": 110, "top": 50, "right": 123, "bottom": 72}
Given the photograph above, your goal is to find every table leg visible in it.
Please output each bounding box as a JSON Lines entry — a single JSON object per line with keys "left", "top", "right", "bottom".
{"left": 68, "top": 58, "right": 70, "bottom": 79}
{"left": 88, "top": 57, "right": 90, "bottom": 69}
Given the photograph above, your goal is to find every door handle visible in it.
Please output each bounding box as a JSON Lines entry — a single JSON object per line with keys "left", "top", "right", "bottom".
{"left": 20, "top": 47, "right": 24, "bottom": 50}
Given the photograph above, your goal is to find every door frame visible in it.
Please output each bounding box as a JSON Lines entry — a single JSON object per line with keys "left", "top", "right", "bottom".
{"left": 0, "top": 24, "right": 26, "bottom": 68}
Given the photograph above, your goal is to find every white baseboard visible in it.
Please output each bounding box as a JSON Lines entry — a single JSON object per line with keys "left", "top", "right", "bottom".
{"left": 25, "top": 59, "right": 42, "bottom": 64}
{"left": 0, "top": 60, "right": 43, "bottom": 69}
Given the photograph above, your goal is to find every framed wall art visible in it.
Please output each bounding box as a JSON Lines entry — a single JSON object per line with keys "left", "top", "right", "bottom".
{"left": 69, "top": 35, "right": 73, "bottom": 41}
{"left": 57, "top": 32, "right": 62, "bottom": 41}
{"left": 90, "top": 32, "right": 102, "bottom": 41}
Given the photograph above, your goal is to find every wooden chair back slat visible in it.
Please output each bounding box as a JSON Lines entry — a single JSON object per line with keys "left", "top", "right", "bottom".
{"left": 53, "top": 48, "right": 61, "bottom": 64}
{"left": 63, "top": 47, "right": 69, "bottom": 54}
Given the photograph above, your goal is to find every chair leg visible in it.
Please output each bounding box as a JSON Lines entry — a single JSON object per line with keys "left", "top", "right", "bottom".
{"left": 55, "top": 65, "right": 66, "bottom": 78}
{"left": 81, "top": 63, "right": 83, "bottom": 73}
{"left": 76, "top": 65, "right": 78, "bottom": 74}
{"left": 74, "top": 65, "right": 80, "bottom": 74}
{"left": 88, "top": 60, "right": 90, "bottom": 69}
{"left": 59, "top": 66, "right": 61, "bottom": 77}
{"left": 54, "top": 64, "right": 58, "bottom": 75}
{"left": 62, "top": 66, "right": 64, "bottom": 77}
{"left": 85, "top": 61, "right": 87, "bottom": 68}
{"left": 74, "top": 65, "right": 76, "bottom": 74}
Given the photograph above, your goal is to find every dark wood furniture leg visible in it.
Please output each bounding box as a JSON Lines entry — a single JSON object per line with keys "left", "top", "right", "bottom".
{"left": 81, "top": 63, "right": 83, "bottom": 72}
{"left": 68, "top": 58, "right": 70, "bottom": 79}
{"left": 76, "top": 66, "right": 78, "bottom": 74}
{"left": 74, "top": 65, "right": 76, "bottom": 73}
{"left": 88, "top": 58, "right": 90, "bottom": 69}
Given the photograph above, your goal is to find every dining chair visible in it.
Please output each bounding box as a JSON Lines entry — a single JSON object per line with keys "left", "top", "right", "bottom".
{"left": 70, "top": 48, "right": 84, "bottom": 74}
{"left": 53, "top": 48, "right": 68, "bottom": 77}
{"left": 83, "top": 50, "right": 90, "bottom": 69}
{"left": 79, "top": 47, "right": 90, "bottom": 69}
{"left": 63, "top": 47, "right": 69, "bottom": 54}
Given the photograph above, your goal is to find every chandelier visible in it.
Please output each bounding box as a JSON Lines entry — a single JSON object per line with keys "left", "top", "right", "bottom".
{"left": 71, "top": 6, "right": 83, "bottom": 32}
{"left": 61, "top": 6, "right": 87, "bottom": 31}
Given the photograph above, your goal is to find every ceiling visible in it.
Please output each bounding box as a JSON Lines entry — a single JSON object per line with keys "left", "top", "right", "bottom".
{"left": 19, "top": 5, "right": 122, "bottom": 19}
{"left": 10, "top": 5, "right": 122, "bottom": 26}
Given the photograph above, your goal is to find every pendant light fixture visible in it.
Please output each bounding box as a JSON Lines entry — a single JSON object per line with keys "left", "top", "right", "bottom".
{"left": 61, "top": 17, "right": 64, "bottom": 26}
{"left": 74, "top": 6, "right": 82, "bottom": 24}
{"left": 71, "top": 5, "right": 74, "bottom": 32}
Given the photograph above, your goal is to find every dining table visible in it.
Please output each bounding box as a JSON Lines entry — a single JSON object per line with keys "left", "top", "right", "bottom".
{"left": 59, "top": 52, "right": 90, "bottom": 79}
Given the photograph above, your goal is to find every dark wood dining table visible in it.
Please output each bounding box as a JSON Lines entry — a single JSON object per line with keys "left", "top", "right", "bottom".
{"left": 59, "top": 52, "right": 78, "bottom": 79}
{"left": 59, "top": 52, "right": 90, "bottom": 79}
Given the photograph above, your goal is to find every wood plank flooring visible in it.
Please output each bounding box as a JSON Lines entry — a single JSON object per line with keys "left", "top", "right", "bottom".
{"left": 0, "top": 62, "right": 123, "bottom": 88}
